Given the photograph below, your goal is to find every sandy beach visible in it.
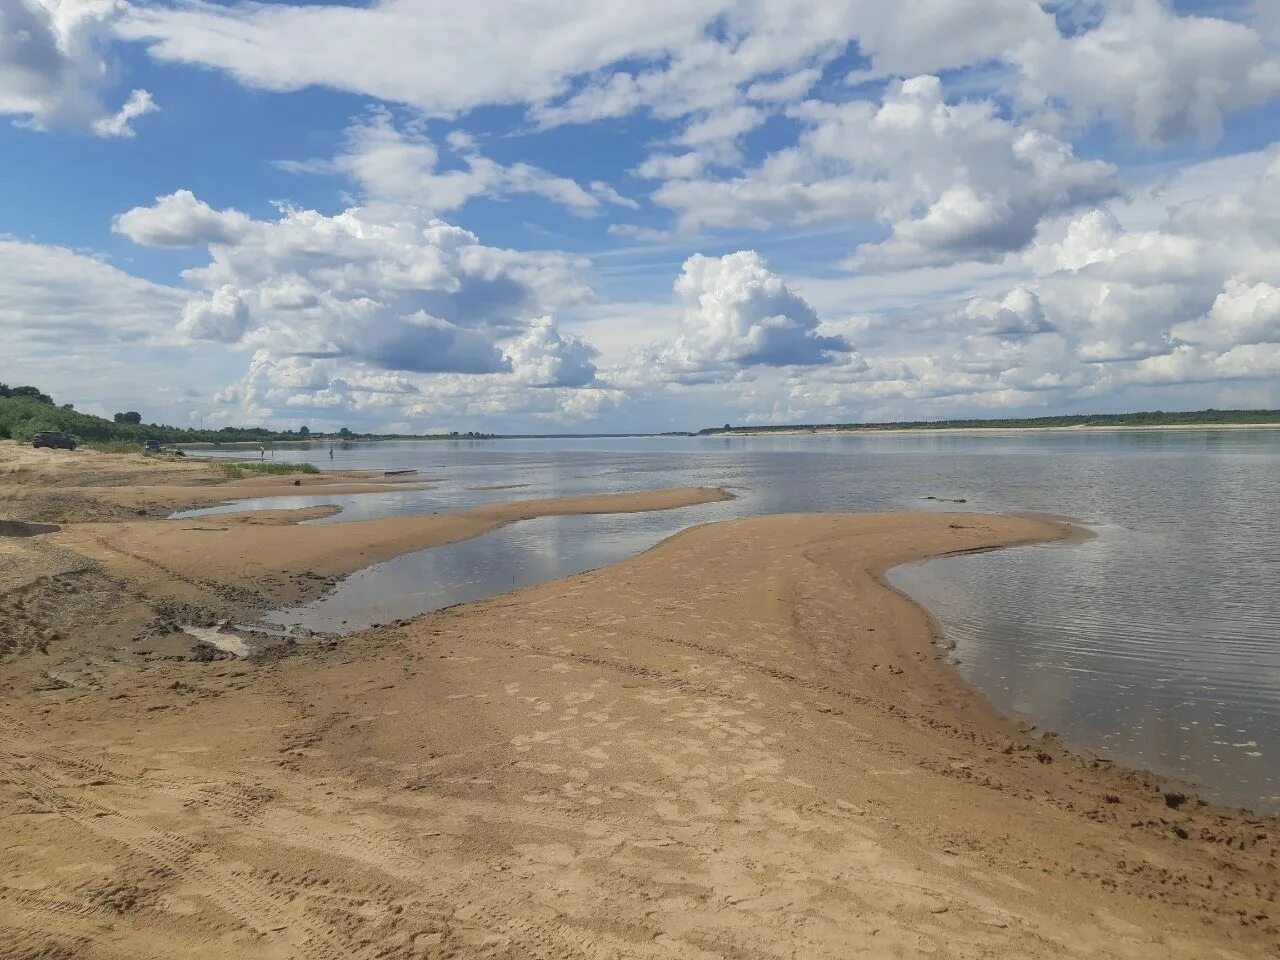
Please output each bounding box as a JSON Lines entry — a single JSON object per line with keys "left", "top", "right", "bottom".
{"left": 0, "top": 443, "right": 1275, "bottom": 959}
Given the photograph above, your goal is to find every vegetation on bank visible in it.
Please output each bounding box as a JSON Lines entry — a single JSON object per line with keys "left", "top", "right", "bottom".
{"left": 700, "top": 409, "right": 1280, "bottom": 435}
{"left": 83, "top": 439, "right": 152, "bottom": 454}
{"left": 215, "top": 462, "right": 321, "bottom": 479}
{"left": 0, "top": 383, "right": 494, "bottom": 446}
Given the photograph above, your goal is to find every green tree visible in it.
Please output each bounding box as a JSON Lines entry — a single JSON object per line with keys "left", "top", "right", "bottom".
{"left": 298, "top": 425, "right": 310, "bottom": 437}
{"left": 338, "top": 427, "right": 352, "bottom": 438}
{"left": 113, "top": 411, "right": 143, "bottom": 424}
{"left": 1, "top": 384, "right": 53, "bottom": 404}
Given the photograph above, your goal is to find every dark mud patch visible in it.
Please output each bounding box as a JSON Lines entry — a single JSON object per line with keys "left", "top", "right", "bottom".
{"left": 0, "top": 520, "right": 61, "bottom": 537}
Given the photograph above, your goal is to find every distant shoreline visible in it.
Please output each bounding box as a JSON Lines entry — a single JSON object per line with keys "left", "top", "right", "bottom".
{"left": 706, "top": 422, "right": 1280, "bottom": 437}
{"left": 177, "top": 421, "right": 1280, "bottom": 447}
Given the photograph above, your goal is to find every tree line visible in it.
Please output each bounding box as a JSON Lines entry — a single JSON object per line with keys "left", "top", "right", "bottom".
{"left": 699, "top": 409, "right": 1280, "bottom": 434}
{"left": 0, "top": 383, "right": 359, "bottom": 445}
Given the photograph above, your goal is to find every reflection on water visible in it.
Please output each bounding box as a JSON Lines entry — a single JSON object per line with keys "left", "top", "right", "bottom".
{"left": 890, "top": 531, "right": 1280, "bottom": 812}
{"left": 189, "top": 429, "right": 1280, "bottom": 811}
{"left": 258, "top": 503, "right": 740, "bottom": 633}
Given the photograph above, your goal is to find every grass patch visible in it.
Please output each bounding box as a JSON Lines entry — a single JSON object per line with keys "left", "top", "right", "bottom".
{"left": 215, "top": 461, "right": 321, "bottom": 479}
{"left": 84, "top": 439, "right": 146, "bottom": 454}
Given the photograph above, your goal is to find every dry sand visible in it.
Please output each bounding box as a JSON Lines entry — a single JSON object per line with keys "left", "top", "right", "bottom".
{"left": 0, "top": 442, "right": 440, "bottom": 522}
{"left": 0, "top": 443, "right": 1276, "bottom": 959}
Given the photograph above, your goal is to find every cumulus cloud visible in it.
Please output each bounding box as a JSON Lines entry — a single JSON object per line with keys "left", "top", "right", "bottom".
{"left": 1029, "top": 209, "right": 1201, "bottom": 280}
{"left": 108, "top": 197, "right": 619, "bottom": 428}
{"left": 217, "top": 349, "right": 622, "bottom": 429}
{"left": 141, "top": 198, "right": 592, "bottom": 378}
{"left": 1022, "top": 147, "right": 1280, "bottom": 369}
{"left": 654, "top": 76, "right": 1118, "bottom": 267}
{"left": 958, "top": 286, "right": 1052, "bottom": 337}
{"left": 0, "top": 0, "right": 156, "bottom": 135}
{"left": 1116, "top": 343, "right": 1280, "bottom": 387}
{"left": 109, "top": 192, "right": 617, "bottom": 430}
{"left": 1013, "top": 0, "right": 1280, "bottom": 146}
{"left": 659, "top": 148, "right": 1280, "bottom": 424}
{"left": 178, "top": 284, "right": 249, "bottom": 342}
{"left": 640, "top": 251, "right": 853, "bottom": 381}
{"left": 1172, "top": 279, "right": 1280, "bottom": 349}
{"left": 503, "top": 316, "right": 598, "bottom": 387}
{"left": 113, "top": 190, "right": 252, "bottom": 246}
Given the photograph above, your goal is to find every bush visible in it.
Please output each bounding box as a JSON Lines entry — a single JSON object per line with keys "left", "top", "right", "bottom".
{"left": 84, "top": 439, "right": 148, "bottom": 454}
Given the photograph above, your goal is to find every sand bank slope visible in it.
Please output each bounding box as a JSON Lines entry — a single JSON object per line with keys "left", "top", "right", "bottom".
{"left": 1, "top": 511, "right": 1274, "bottom": 959}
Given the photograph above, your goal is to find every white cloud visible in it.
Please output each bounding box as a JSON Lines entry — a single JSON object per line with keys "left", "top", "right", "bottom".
{"left": 622, "top": 145, "right": 1280, "bottom": 421}
{"left": 958, "top": 285, "right": 1052, "bottom": 337}
{"left": 589, "top": 181, "right": 639, "bottom": 210}
{"left": 178, "top": 284, "right": 248, "bottom": 342}
{"left": 113, "top": 190, "right": 252, "bottom": 246}
{"left": 1024, "top": 147, "right": 1280, "bottom": 369}
{"left": 1028, "top": 209, "right": 1200, "bottom": 280}
{"left": 503, "top": 316, "right": 598, "bottom": 387}
{"left": 640, "top": 251, "right": 854, "bottom": 381}
{"left": 1117, "top": 342, "right": 1280, "bottom": 386}
{"left": 291, "top": 112, "right": 603, "bottom": 216}
{"left": 89, "top": 86, "right": 156, "bottom": 137}
{"left": 112, "top": 192, "right": 610, "bottom": 403}
{"left": 0, "top": 236, "right": 183, "bottom": 342}
{"left": 217, "top": 349, "right": 622, "bottom": 429}
{"left": 118, "top": 0, "right": 1277, "bottom": 150}
{"left": 1172, "top": 279, "right": 1280, "bottom": 349}
{"left": 1012, "top": 0, "right": 1280, "bottom": 146}
{"left": 655, "top": 76, "right": 1118, "bottom": 267}
{"left": 121, "top": 0, "right": 718, "bottom": 118}
{"left": 607, "top": 223, "right": 673, "bottom": 243}
{"left": 0, "top": 0, "right": 156, "bottom": 135}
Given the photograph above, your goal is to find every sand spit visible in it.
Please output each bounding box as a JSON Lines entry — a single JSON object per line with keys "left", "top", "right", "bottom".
{"left": 0, "top": 499, "right": 1275, "bottom": 958}
{"left": 0, "top": 441, "right": 438, "bottom": 522}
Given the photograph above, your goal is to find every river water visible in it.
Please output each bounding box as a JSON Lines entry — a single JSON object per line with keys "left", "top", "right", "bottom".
{"left": 182, "top": 429, "right": 1280, "bottom": 811}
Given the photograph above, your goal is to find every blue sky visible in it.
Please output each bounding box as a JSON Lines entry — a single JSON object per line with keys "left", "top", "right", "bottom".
{"left": 2, "top": 0, "right": 1278, "bottom": 432}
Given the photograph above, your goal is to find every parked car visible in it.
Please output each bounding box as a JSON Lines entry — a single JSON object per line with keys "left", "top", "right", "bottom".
{"left": 143, "top": 440, "right": 162, "bottom": 452}
{"left": 32, "top": 431, "right": 77, "bottom": 450}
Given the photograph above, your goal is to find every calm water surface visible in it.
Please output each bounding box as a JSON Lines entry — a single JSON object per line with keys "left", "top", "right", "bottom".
{"left": 184, "top": 430, "right": 1280, "bottom": 810}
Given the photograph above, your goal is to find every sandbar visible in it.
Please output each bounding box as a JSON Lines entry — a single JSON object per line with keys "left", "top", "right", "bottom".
{"left": 0, "top": 444, "right": 1275, "bottom": 958}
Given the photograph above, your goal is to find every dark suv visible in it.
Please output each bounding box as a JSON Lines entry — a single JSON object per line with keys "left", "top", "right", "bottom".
{"left": 32, "top": 431, "right": 77, "bottom": 450}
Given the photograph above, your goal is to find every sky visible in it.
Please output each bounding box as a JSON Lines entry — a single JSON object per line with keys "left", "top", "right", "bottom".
{"left": 1, "top": 0, "right": 1279, "bottom": 434}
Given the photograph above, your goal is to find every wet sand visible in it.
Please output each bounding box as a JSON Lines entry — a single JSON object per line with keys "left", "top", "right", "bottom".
{"left": 0, "top": 444, "right": 1276, "bottom": 958}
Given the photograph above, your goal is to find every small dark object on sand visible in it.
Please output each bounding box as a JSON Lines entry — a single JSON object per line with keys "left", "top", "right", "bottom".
{"left": 293, "top": 479, "right": 301, "bottom": 486}
{"left": 1164, "top": 791, "right": 1187, "bottom": 809}
{"left": 384, "top": 468, "right": 418, "bottom": 476}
